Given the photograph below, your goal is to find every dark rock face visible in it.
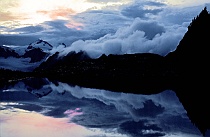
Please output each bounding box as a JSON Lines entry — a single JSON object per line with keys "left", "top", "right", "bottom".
{"left": 36, "top": 50, "right": 91, "bottom": 71}
{"left": 22, "top": 39, "right": 53, "bottom": 63}
{"left": 28, "top": 39, "right": 53, "bottom": 50}
{"left": 0, "top": 46, "right": 20, "bottom": 58}
{"left": 166, "top": 7, "right": 210, "bottom": 78}
{"left": 22, "top": 48, "right": 48, "bottom": 63}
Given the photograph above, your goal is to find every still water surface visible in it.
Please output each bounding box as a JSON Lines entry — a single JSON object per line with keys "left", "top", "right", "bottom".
{"left": 0, "top": 78, "right": 204, "bottom": 137}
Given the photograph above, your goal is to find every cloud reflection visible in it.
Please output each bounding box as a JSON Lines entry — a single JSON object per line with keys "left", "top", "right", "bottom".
{"left": 0, "top": 109, "right": 105, "bottom": 137}
{"left": 64, "top": 108, "right": 83, "bottom": 119}
{"left": 0, "top": 78, "right": 203, "bottom": 137}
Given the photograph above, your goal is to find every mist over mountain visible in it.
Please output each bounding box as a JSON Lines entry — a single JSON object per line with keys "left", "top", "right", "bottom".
{"left": 0, "top": 46, "right": 20, "bottom": 58}
{"left": 0, "top": 39, "right": 54, "bottom": 71}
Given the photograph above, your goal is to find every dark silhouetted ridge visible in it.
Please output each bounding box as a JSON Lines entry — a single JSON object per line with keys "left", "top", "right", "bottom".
{"left": 166, "top": 7, "right": 210, "bottom": 78}
{"left": 22, "top": 48, "right": 48, "bottom": 63}
{"left": 166, "top": 7, "right": 210, "bottom": 136}
{"left": 35, "top": 50, "right": 91, "bottom": 71}
{"left": 0, "top": 46, "right": 20, "bottom": 58}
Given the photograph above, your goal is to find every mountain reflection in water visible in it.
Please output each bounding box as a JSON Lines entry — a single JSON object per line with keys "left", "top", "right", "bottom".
{"left": 0, "top": 78, "right": 208, "bottom": 137}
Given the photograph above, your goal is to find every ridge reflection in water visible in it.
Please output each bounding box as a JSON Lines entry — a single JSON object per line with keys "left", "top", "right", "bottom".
{"left": 0, "top": 78, "right": 205, "bottom": 137}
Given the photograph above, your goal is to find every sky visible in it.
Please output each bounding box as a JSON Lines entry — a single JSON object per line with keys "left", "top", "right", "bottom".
{"left": 0, "top": 0, "right": 210, "bottom": 57}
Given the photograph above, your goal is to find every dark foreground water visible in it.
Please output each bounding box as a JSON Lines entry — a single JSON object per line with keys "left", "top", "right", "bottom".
{"left": 0, "top": 78, "right": 209, "bottom": 137}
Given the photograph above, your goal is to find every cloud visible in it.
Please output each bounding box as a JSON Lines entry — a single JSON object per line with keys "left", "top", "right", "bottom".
{"left": 160, "top": 115, "right": 201, "bottom": 135}
{"left": 0, "top": 0, "right": 20, "bottom": 21}
{"left": 0, "top": 20, "right": 86, "bottom": 46}
{"left": 60, "top": 17, "right": 187, "bottom": 58}
{"left": 121, "top": 1, "right": 166, "bottom": 19}
{"left": 146, "top": 1, "right": 167, "bottom": 7}
{"left": 0, "top": 0, "right": 19, "bottom": 8}
{"left": 0, "top": 12, "right": 19, "bottom": 22}
{"left": 159, "top": 5, "right": 207, "bottom": 25}
{"left": 0, "top": 57, "right": 42, "bottom": 71}
{"left": 12, "top": 25, "right": 44, "bottom": 34}
{"left": 131, "top": 99, "right": 165, "bottom": 118}
{"left": 86, "top": 0, "right": 125, "bottom": 3}
{"left": 39, "top": 20, "right": 88, "bottom": 45}
{"left": 38, "top": 7, "right": 76, "bottom": 20}
{"left": 0, "top": 33, "right": 40, "bottom": 46}
{"left": 118, "top": 120, "right": 166, "bottom": 137}
{"left": 72, "top": 10, "right": 131, "bottom": 35}
{"left": 7, "top": 103, "right": 43, "bottom": 112}
{"left": 123, "top": 19, "right": 166, "bottom": 39}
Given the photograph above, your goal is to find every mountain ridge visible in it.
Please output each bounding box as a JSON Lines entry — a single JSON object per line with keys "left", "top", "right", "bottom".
{"left": 0, "top": 39, "right": 54, "bottom": 71}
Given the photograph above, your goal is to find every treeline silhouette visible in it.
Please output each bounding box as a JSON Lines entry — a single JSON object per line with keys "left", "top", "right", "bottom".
{"left": 0, "top": 68, "right": 31, "bottom": 87}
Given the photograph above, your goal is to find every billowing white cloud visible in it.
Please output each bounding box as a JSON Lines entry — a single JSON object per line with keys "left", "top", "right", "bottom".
{"left": 60, "top": 17, "right": 187, "bottom": 58}
{"left": 165, "top": 0, "right": 210, "bottom": 7}
{"left": 121, "top": 1, "right": 166, "bottom": 19}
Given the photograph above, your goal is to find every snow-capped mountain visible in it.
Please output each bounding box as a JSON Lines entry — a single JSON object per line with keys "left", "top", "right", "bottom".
{"left": 0, "top": 39, "right": 89, "bottom": 72}
{"left": 9, "top": 39, "right": 53, "bottom": 56}
{"left": 0, "top": 39, "right": 55, "bottom": 71}
{"left": 23, "top": 39, "right": 53, "bottom": 63}
{"left": 26, "top": 39, "right": 53, "bottom": 52}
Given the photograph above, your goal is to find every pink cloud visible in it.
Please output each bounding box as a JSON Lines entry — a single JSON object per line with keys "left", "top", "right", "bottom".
{"left": 0, "top": 109, "right": 96, "bottom": 137}
{"left": 38, "top": 7, "right": 76, "bottom": 19}
{"left": 64, "top": 108, "right": 83, "bottom": 119}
